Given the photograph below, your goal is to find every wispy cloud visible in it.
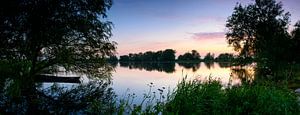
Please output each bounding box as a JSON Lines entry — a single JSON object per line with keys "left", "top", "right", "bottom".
{"left": 191, "top": 32, "right": 225, "bottom": 40}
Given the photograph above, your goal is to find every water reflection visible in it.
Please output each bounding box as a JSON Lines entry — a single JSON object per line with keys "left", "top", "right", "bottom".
{"left": 177, "top": 62, "right": 200, "bottom": 72}
{"left": 0, "top": 62, "right": 116, "bottom": 114}
{"left": 204, "top": 62, "right": 214, "bottom": 69}
{"left": 119, "top": 62, "right": 175, "bottom": 73}
{"left": 0, "top": 61, "right": 259, "bottom": 113}
{"left": 117, "top": 62, "right": 229, "bottom": 73}
{"left": 112, "top": 62, "right": 245, "bottom": 104}
{"left": 218, "top": 62, "right": 232, "bottom": 68}
{"left": 0, "top": 76, "right": 115, "bottom": 114}
{"left": 230, "top": 66, "right": 255, "bottom": 84}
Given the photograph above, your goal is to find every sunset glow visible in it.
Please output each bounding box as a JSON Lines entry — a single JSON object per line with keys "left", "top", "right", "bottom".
{"left": 108, "top": 0, "right": 300, "bottom": 56}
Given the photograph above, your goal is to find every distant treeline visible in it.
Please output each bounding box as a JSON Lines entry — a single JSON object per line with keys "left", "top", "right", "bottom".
{"left": 107, "top": 49, "right": 235, "bottom": 62}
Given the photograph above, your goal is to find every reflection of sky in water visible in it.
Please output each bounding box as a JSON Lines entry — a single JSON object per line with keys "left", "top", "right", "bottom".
{"left": 112, "top": 63, "right": 241, "bottom": 104}
{"left": 38, "top": 63, "right": 246, "bottom": 104}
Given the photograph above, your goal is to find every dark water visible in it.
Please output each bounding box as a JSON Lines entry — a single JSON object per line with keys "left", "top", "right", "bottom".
{"left": 1, "top": 62, "right": 255, "bottom": 113}
{"left": 40, "top": 62, "right": 249, "bottom": 103}
{"left": 108, "top": 62, "right": 257, "bottom": 105}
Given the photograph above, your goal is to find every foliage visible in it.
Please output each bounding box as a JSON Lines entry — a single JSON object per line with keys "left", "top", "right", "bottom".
{"left": 162, "top": 79, "right": 299, "bottom": 114}
{"left": 226, "top": 0, "right": 292, "bottom": 62}
{"left": 110, "top": 78, "right": 299, "bottom": 114}
{"left": 0, "top": 77, "right": 116, "bottom": 114}
{"left": 203, "top": 53, "right": 215, "bottom": 62}
{"left": 164, "top": 79, "right": 225, "bottom": 114}
{"left": 177, "top": 50, "right": 201, "bottom": 61}
{"left": 0, "top": 0, "right": 116, "bottom": 77}
{"left": 119, "top": 49, "right": 176, "bottom": 62}
{"left": 291, "top": 21, "right": 300, "bottom": 62}
{"left": 224, "top": 84, "right": 299, "bottom": 114}
{"left": 107, "top": 56, "right": 118, "bottom": 62}
{"left": 215, "top": 53, "right": 234, "bottom": 62}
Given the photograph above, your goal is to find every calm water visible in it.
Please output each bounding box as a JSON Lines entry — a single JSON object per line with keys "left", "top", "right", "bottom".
{"left": 38, "top": 62, "right": 255, "bottom": 104}
{"left": 1, "top": 62, "right": 255, "bottom": 113}
{"left": 111, "top": 62, "right": 252, "bottom": 103}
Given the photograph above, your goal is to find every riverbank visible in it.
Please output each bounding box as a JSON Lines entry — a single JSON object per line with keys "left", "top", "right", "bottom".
{"left": 115, "top": 78, "right": 300, "bottom": 114}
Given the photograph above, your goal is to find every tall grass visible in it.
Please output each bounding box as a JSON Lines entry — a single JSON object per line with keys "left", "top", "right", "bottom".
{"left": 117, "top": 78, "right": 300, "bottom": 114}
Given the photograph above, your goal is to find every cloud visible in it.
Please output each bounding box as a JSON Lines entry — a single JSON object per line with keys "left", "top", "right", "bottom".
{"left": 191, "top": 32, "right": 225, "bottom": 40}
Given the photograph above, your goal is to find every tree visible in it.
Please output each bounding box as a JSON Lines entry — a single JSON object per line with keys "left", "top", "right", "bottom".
{"left": 291, "top": 21, "right": 300, "bottom": 62}
{"left": 0, "top": 0, "right": 116, "bottom": 78}
{"left": 191, "top": 50, "right": 201, "bottom": 60}
{"left": 215, "top": 53, "right": 234, "bottom": 62}
{"left": 226, "top": 0, "right": 291, "bottom": 62}
{"left": 119, "top": 55, "right": 130, "bottom": 62}
{"left": 203, "top": 53, "right": 214, "bottom": 62}
{"left": 161, "top": 49, "right": 176, "bottom": 61}
{"left": 118, "top": 49, "right": 176, "bottom": 62}
{"left": 177, "top": 50, "right": 201, "bottom": 61}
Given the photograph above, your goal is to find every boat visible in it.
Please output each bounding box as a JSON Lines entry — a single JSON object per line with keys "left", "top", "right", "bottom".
{"left": 35, "top": 74, "right": 81, "bottom": 83}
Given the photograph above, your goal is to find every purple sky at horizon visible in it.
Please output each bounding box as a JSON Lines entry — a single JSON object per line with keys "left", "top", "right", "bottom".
{"left": 107, "top": 0, "right": 300, "bottom": 57}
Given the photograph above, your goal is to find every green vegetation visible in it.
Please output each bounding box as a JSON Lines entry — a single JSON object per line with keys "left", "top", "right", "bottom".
{"left": 226, "top": 0, "right": 300, "bottom": 64}
{"left": 0, "top": 0, "right": 116, "bottom": 78}
{"left": 215, "top": 53, "right": 235, "bottom": 62}
{"left": 119, "top": 49, "right": 176, "bottom": 62}
{"left": 1, "top": 0, "right": 300, "bottom": 114}
{"left": 203, "top": 52, "right": 215, "bottom": 62}
{"left": 0, "top": 0, "right": 116, "bottom": 114}
{"left": 162, "top": 79, "right": 300, "bottom": 115}
{"left": 113, "top": 78, "right": 300, "bottom": 114}
{"left": 120, "top": 49, "right": 237, "bottom": 63}
{"left": 177, "top": 50, "right": 201, "bottom": 62}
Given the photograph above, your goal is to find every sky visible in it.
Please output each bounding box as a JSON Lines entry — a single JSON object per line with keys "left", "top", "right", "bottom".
{"left": 107, "top": 0, "right": 300, "bottom": 56}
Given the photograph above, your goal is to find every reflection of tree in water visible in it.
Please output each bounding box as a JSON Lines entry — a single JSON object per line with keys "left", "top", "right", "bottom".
{"left": 204, "top": 62, "right": 214, "bottom": 69}
{"left": 177, "top": 62, "right": 200, "bottom": 72}
{"left": 0, "top": 77, "right": 115, "bottom": 114}
{"left": 0, "top": 61, "right": 116, "bottom": 114}
{"left": 230, "top": 66, "right": 255, "bottom": 84}
{"left": 119, "top": 62, "right": 175, "bottom": 73}
{"left": 218, "top": 62, "right": 232, "bottom": 68}
{"left": 108, "top": 61, "right": 118, "bottom": 68}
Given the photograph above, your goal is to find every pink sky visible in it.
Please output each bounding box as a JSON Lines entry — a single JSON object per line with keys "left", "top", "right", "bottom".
{"left": 108, "top": 0, "right": 300, "bottom": 57}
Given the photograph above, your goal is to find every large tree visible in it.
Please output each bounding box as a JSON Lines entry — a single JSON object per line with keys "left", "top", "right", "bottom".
{"left": 226, "top": 0, "right": 291, "bottom": 62}
{"left": 291, "top": 21, "right": 300, "bottom": 61}
{"left": 0, "top": 0, "right": 116, "bottom": 78}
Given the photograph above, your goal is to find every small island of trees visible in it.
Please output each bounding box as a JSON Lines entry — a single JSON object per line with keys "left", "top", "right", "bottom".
{"left": 112, "top": 49, "right": 235, "bottom": 63}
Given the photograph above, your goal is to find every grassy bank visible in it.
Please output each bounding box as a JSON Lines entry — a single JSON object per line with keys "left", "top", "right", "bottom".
{"left": 120, "top": 79, "right": 300, "bottom": 114}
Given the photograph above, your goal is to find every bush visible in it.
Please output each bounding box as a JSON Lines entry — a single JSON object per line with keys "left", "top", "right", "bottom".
{"left": 161, "top": 79, "right": 300, "bottom": 114}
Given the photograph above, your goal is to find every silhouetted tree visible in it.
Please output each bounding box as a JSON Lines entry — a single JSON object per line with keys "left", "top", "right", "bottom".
{"left": 191, "top": 50, "right": 201, "bottom": 60}
{"left": 107, "top": 56, "right": 118, "bottom": 62}
{"left": 118, "top": 49, "right": 176, "bottom": 62}
{"left": 119, "top": 55, "right": 130, "bottom": 62}
{"left": 215, "top": 53, "right": 234, "bottom": 62}
{"left": 226, "top": 0, "right": 291, "bottom": 62}
{"left": 0, "top": 0, "right": 116, "bottom": 78}
{"left": 203, "top": 53, "right": 214, "bottom": 62}
{"left": 291, "top": 21, "right": 300, "bottom": 62}
{"left": 177, "top": 50, "right": 201, "bottom": 61}
{"left": 107, "top": 56, "right": 118, "bottom": 68}
{"left": 161, "top": 49, "right": 176, "bottom": 61}
{"left": 0, "top": 1, "right": 116, "bottom": 113}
